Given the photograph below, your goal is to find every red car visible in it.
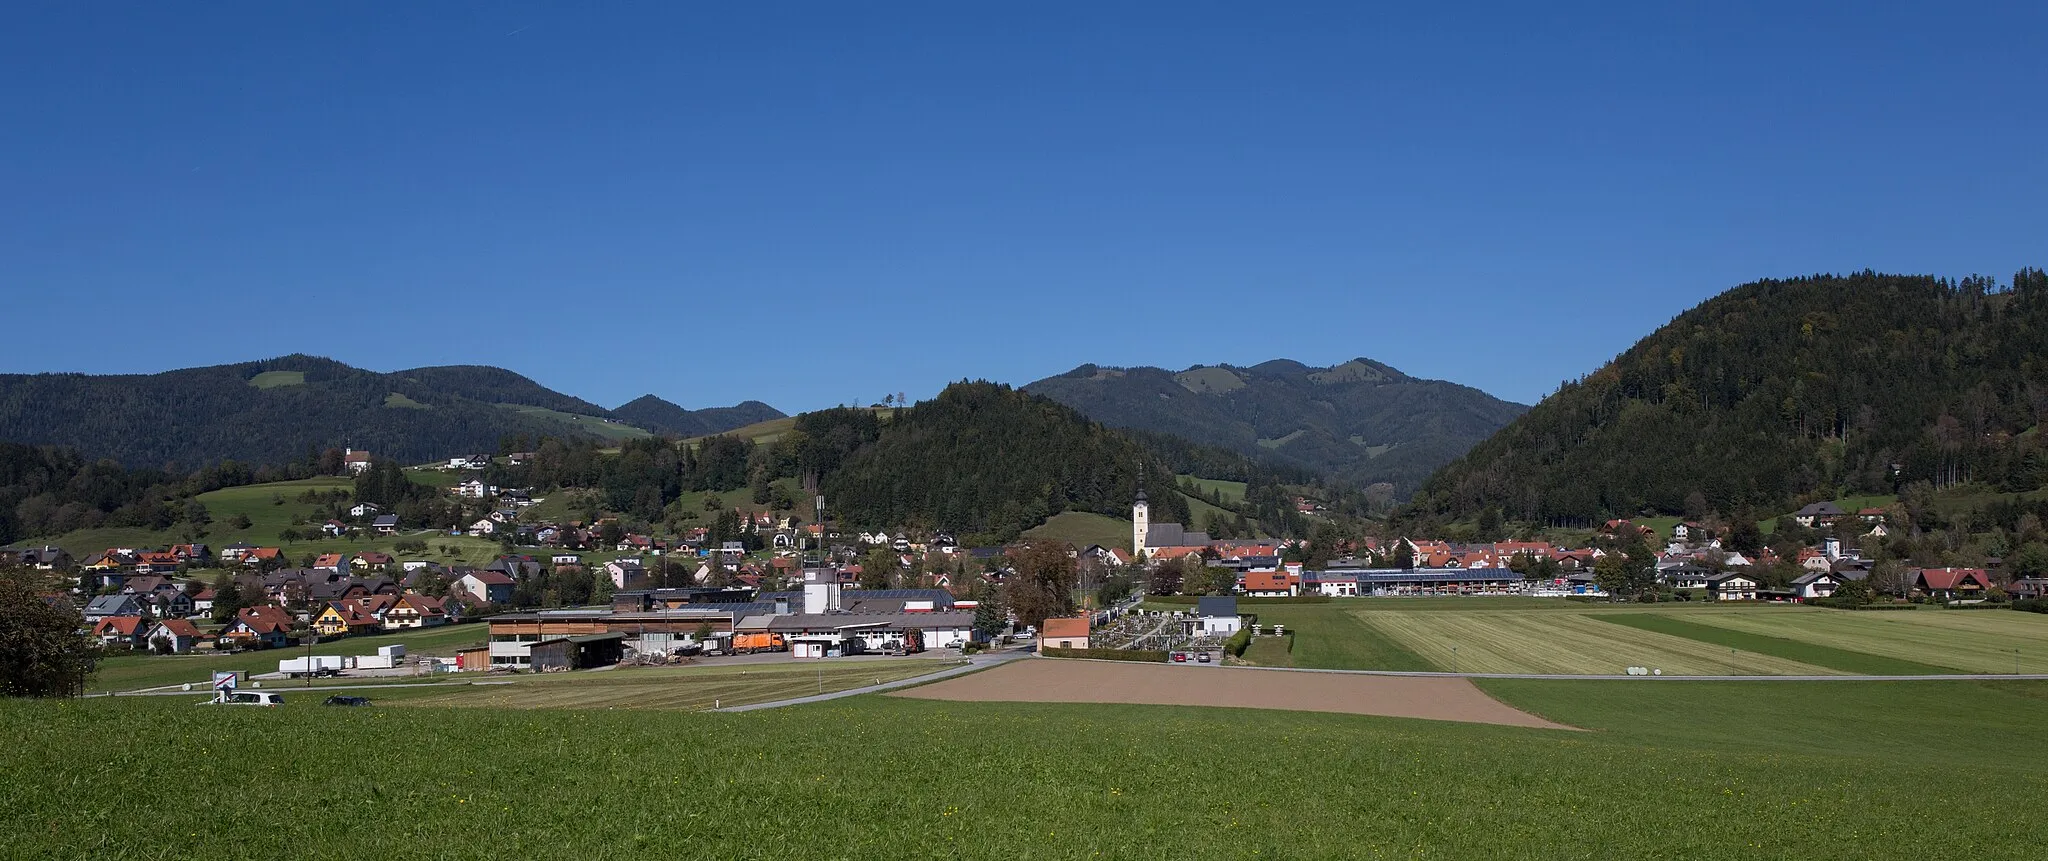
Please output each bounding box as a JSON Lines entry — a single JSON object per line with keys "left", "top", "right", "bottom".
{"left": 1172, "top": 652, "right": 1188, "bottom": 662}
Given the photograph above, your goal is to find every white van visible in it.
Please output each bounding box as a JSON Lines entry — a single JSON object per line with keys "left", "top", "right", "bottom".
{"left": 202, "top": 691, "right": 285, "bottom": 707}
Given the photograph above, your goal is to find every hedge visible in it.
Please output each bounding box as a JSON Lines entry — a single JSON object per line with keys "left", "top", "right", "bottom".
{"left": 1042, "top": 647, "right": 1169, "bottom": 663}
{"left": 1223, "top": 627, "right": 1252, "bottom": 658}
{"left": 2011, "top": 599, "right": 2048, "bottom": 614}
{"left": 1809, "top": 597, "right": 1919, "bottom": 611}
{"left": 1145, "top": 594, "right": 1331, "bottom": 605}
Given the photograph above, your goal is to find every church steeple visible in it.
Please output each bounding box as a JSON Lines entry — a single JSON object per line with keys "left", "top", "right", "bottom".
{"left": 1132, "top": 481, "right": 1150, "bottom": 559}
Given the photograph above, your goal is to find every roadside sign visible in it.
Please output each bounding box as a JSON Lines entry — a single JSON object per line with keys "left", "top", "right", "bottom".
{"left": 212, "top": 671, "right": 239, "bottom": 692}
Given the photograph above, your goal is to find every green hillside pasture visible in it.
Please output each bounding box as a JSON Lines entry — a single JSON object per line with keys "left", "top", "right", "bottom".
{"left": 11, "top": 680, "right": 2048, "bottom": 859}
{"left": 389, "top": 660, "right": 950, "bottom": 711}
{"left": 1021, "top": 511, "right": 1131, "bottom": 550}
{"left": 1176, "top": 475, "right": 1246, "bottom": 506}
{"left": 1598, "top": 613, "right": 1960, "bottom": 675}
{"left": 498, "top": 404, "right": 651, "bottom": 441}
{"left": 1760, "top": 494, "right": 1896, "bottom": 535}
{"left": 1681, "top": 609, "right": 2048, "bottom": 674}
{"left": 685, "top": 408, "right": 895, "bottom": 448}
{"left": 382, "top": 392, "right": 431, "bottom": 409}
{"left": 1180, "top": 489, "right": 1259, "bottom": 538}
{"left": 403, "top": 467, "right": 462, "bottom": 488}
{"left": 246, "top": 370, "right": 305, "bottom": 388}
{"left": 49, "top": 477, "right": 353, "bottom": 556}
{"left": 1354, "top": 609, "right": 1834, "bottom": 675}
{"left": 89, "top": 622, "right": 488, "bottom": 693}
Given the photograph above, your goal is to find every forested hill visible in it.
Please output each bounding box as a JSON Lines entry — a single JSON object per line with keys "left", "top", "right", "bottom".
{"left": 613, "top": 395, "right": 786, "bottom": 437}
{"left": 825, "top": 382, "right": 1201, "bottom": 541}
{"left": 1023, "top": 358, "right": 1524, "bottom": 495}
{"left": 1415, "top": 270, "right": 2048, "bottom": 525}
{"left": 0, "top": 355, "right": 640, "bottom": 468}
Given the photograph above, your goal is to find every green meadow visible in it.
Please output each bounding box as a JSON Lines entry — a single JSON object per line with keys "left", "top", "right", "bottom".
{"left": 8, "top": 676, "right": 2045, "bottom": 859}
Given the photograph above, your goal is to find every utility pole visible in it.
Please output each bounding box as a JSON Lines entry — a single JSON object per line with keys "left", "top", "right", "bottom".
{"left": 304, "top": 632, "right": 319, "bottom": 688}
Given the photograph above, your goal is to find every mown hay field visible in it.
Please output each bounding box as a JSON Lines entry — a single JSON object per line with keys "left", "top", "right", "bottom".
{"left": 1680, "top": 608, "right": 2048, "bottom": 674}
{"left": 1353, "top": 609, "right": 1835, "bottom": 675}
{"left": 7, "top": 679, "right": 2048, "bottom": 859}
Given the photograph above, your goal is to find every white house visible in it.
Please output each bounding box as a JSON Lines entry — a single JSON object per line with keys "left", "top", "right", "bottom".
{"left": 1310, "top": 572, "right": 1359, "bottom": 597}
{"left": 1193, "top": 596, "right": 1243, "bottom": 635}
{"left": 349, "top": 503, "right": 381, "bottom": 518}
{"left": 468, "top": 518, "right": 497, "bottom": 537}
{"left": 1706, "top": 572, "right": 1760, "bottom": 602}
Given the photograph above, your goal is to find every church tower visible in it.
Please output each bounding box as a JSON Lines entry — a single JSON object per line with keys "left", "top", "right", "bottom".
{"left": 1132, "top": 486, "right": 1150, "bottom": 559}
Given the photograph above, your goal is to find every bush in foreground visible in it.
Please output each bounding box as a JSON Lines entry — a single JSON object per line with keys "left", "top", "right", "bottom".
{"left": 1041, "top": 647, "right": 1168, "bottom": 662}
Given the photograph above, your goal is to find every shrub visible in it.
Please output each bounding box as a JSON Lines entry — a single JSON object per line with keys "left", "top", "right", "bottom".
{"left": 1041, "top": 647, "right": 1169, "bottom": 663}
{"left": 1223, "top": 627, "right": 1252, "bottom": 658}
{"left": 2009, "top": 599, "right": 2048, "bottom": 614}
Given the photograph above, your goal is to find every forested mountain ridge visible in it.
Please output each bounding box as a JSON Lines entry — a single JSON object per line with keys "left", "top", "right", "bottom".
{"left": 0, "top": 355, "right": 771, "bottom": 468}
{"left": 1023, "top": 358, "right": 1525, "bottom": 496}
{"left": 613, "top": 395, "right": 786, "bottom": 438}
{"left": 1415, "top": 270, "right": 2048, "bottom": 525}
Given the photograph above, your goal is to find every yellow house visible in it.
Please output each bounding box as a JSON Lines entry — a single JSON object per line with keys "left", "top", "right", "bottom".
{"left": 313, "top": 602, "right": 381, "bottom": 637}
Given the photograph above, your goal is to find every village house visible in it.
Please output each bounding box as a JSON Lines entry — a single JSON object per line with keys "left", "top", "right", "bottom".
{"left": 1191, "top": 596, "right": 1243, "bottom": 635}
{"left": 314, "top": 600, "right": 384, "bottom": 637}
{"left": 452, "top": 569, "right": 516, "bottom": 605}
{"left": 349, "top": 502, "right": 381, "bottom": 518}
{"left": 92, "top": 615, "right": 149, "bottom": 649}
{"left": 1038, "top": 616, "right": 1090, "bottom": 651}
{"left": 1913, "top": 568, "right": 1992, "bottom": 601}
{"left": 1706, "top": 571, "right": 1761, "bottom": 602}
{"left": 1791, "top": 501, "right": 1846, "bottom": 528}
{"left": 383, "top": 593, "right": 449, "bottom": 629}
{"left": 144, "top": 618, "right": 205, "bottom": 653}
{"left": 345, "top": 449, "right": 373, "bottom": 474}
{"left": 1241, "top": 569, "right": 1298, "bottom": 598}
{"left": 83, "top": 594, "right": 146, "bottom": 624}
{"left": 221, "top": 606, "right": 294, "bottom": 650}
{"left": 373, "top": 514, "right": 401, "bottom": 534}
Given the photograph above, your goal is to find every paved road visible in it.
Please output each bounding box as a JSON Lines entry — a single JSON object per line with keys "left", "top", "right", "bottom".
{"left": 714, "top": 650, "right": 1031, "bottom": 712}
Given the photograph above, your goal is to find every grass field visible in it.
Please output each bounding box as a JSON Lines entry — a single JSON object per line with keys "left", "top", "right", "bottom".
{"left": 246, "top": 370, "right": 305, "bottom": 388}
{"left": 1597, "top": 613, "right": 1960, "bottom": 674}
{"left": 44, "top": 477, "right": 514, "bottom": 566}
{"left": 1235, "top": 635, "right": 1295, "bottom": 667}
{"left": 10, "top": 677, "right": 2048, "bottom": 858}
{"left": 1166, "top": 599, "right": 2046, "bottom": 677}
{"left": 1680, "top": 609, "right": 2048, "bottom": 674}
{"left": 1177, "top": 475, "right": 1246, "bottom": 506}
{"left": 88, "top": 622, "right": 489, "bottom": 692}
{"left": 1355, "top": 609, "right": 1835, "bottom": 675}
{"left": 1021, "top": 511, "right": 1130, "bottom": 550}
{"left": 388, "top": 660, "right": 952, "bottom": 710}
{"left": 499, "top": 404, "right": 651, "bottom": 441}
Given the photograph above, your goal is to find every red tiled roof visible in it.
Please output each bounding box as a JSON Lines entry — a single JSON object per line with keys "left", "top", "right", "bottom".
{"left": 155, "top": 618, "right": 204, "bottom": 638}
{"left": 1917, "top": 568, "right": 1989, "bottom": 590}
{"left": 1243, "top": 569, "right": 1294, "bottom": 592}
{"left": 1041, "top": 617, "right": 1090, "bottom": 638}
{"left": 94, "top": 616, "right": 146, "bottom": 636}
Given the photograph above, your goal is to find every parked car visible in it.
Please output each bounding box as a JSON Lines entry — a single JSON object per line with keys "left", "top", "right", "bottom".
{"left": 1172, "top": 652, "right": 1188, "bottom": 662}
{"left": 1197, "top": 652, "right": 1212, "bottom": 663}
{"left": 322, "top": 695, "right": 372, "bottom": 707}
{"left": 201, "top": 691, "right": 284, "bottom": 707}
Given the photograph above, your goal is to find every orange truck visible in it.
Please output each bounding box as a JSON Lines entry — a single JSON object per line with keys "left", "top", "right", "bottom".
{"left": 732, "top": 632, "right": 786, "bottom": 654}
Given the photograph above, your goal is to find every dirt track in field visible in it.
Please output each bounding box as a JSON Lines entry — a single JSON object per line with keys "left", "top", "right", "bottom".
{"left": 891, "top": 659, "right": 1576, "bottom": 729}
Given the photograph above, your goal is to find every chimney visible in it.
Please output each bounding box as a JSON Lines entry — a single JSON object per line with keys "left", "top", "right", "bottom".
{"left": 773, "top": 598, "right": 789, "bottom": 615}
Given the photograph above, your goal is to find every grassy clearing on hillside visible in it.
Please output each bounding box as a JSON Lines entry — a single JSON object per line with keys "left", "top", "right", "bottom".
{"left": 499, "top": 404, "right": 651, "bottom": 441}
{"left": 246, "top": 370, "right": 304, "bottom": 388}
{"left": 46, "top": 476, "right": 512, "bottom": 565}
{"left": 1021, "top": 511, "right": 1130, "bottom": 550}
{"left": 382, "top": 392, "right": 431, "bottom": 409}
{"left": 1355, "top": 610, "right": 1834, "bottom": 675}
{"left": 1598, "top": 613, "right": 1959, "bottom": 675}
{"left": 1176, "top": 475, "right": 1246, "bottom": 506}
{"left": 391, "top": 660, "right": 950, "bottom": 710}
{"left": 1682, "top": 609, "right": 2048, "bottom": 674}
{"left": 88, "top": 623, "right": 488, "bottom": 692}
{"left": 11, "top": 681, "right": 2048, "bottom": 859}
{"left": 687, "top": 408, "right": 895, "bottom": 448}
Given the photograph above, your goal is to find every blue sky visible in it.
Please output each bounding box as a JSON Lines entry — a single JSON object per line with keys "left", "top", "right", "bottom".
{"left": 4, "top": 2, "right": 2043, "bottom": 412}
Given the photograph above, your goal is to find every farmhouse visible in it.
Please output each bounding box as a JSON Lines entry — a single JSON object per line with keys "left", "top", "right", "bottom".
{"left": 1913, "top": 568, "right": 1991, "bottom": 601}
{"left": 144, "top": 618, "right": 204, "bottom": 653}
